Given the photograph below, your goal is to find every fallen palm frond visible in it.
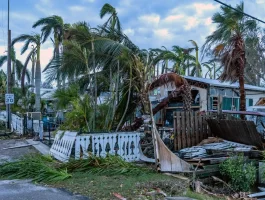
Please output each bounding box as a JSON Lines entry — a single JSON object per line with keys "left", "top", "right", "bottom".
{"left": 62, "top": 155, "right": 153, "bottom": 176}
{"left": 0, "top": 154, "right": 71, "bottom": 183}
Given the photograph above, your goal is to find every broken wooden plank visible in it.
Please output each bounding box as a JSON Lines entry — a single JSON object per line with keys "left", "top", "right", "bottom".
{"left": 2, "top": 143, "right": 37, "bottom": 150}
{"left": 176, "top": 111, "right": 181, "bottom": 150}
{"left": 164, "top": 173, "right": 190, "bottom": 181}
{"left": 181, "top": 111, "right": 186, "bottom": 148}
{"left": 186, "top": 112, "right": 191, "bottom": 147}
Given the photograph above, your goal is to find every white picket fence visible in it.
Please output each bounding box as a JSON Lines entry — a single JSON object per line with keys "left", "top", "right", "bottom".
{"left": 11, "top": 114, "right": 24, "bottom": 135}
{"left": 75, "top": 132, "right": 141, "bottom": 162}
{"left": 11, "top": 114, "right": 43, "bottom": 136}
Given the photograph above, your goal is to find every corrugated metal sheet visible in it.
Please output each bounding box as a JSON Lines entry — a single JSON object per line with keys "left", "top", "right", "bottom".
{"left": 184, "top": 76, "right": 265, "bottom": 92}
{"left": 179, "top": 140, "right": 254, "bottom": 159}
{"left": 207, "top": 119, "right": 264, "bottom": 149}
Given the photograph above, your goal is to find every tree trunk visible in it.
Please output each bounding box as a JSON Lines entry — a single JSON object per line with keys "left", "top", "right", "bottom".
{"left": 31, "top": 56, "right": 35, "bottom": 93}
{"left": 239, "top": 73, "right": 246, "bottom": 112}
{"left": 116, "top": 60, "right": 119, "bottom": 105}
{"left": 55, "top": 36, "right": 61, "bottom": 89}
{"left": 195, "top": 48, "right": 200, "bottom": 77}
{"left": 116, "top": 62, "right": 132, "bottom": 131}
{"left": 35, "top": 47, "right": 41, "bottom": 112}
{"left": 92, "top": 40, "right": 97, "bottom": 130}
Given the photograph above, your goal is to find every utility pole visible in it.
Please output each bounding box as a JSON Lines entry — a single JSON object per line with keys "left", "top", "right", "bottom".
{"left": 6, "top": 0, "right": 12, "bottom": 129}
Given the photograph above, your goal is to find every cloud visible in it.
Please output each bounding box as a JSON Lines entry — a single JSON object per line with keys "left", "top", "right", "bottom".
{"left": 192, "top": 3, "right": 219, "bottom": 15}
{"left": 153, "top": 29, "right": 173, "bottom": 40}
{"left": 11, "top": 12, "right": 37, "bottom": 23}
{"left": 163, "top": 15, "right": 184, "bottom": 24}
{"left": 184, "top": 17, "right": 200, "bottom": 30}
{"left": 256, "top": 0, "right": 265, "bottom": 4}
{"left": 123, "top": 28, "right": 135, "bottom": 37}
{"left": 40, "top": 0, "right": 52, "bottom": 5}
{"left": 82, "top": 0, "right": 95, "bottom": 2}
{"left": 138, "top": 14, "right": 160, "bottom": 26}
{"left": 69, "top": 6, "right": 85, "bottom": 12}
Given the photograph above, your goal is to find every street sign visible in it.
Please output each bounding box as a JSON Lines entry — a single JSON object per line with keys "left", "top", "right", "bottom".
{"left": 5, "top": 93, "right": 14, "bottom": 104}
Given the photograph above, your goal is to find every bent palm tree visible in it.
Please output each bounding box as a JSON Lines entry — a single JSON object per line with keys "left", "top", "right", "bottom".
{"left": 202, "top": 2, "right": 258, "bottom": 112}
{"left": 100, "top": 3, "right": 121, "bottom": 33}
{"left": 12, "top": 34, "right": 42, "bottom": 111}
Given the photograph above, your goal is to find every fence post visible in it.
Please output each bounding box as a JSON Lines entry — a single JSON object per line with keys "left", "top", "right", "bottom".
{"left": 31, "top": 117, "right": 34, "bottom": 137}
{"left": 39, "top": 120, "right": 43, "bottom": 141}
{"left": 48, "top": 121, "right": 51, "bottom": 145}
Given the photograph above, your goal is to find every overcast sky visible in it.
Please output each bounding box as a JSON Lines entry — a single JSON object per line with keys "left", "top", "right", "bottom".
{"left": 0, "top": 0, "right": 264, "bottom": 78}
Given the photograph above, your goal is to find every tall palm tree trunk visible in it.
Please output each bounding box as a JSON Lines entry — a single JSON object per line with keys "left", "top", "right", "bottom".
{"left": 239, "top": 72, "right": 246, "bottom": 112}
{"left": 236, "top": 35, "right": 246, "bottom": 116}
{"left": 116, "top": 60, "right": 119, "bottom": 104}
{"left": 92, "top": 40, "right": 97, "bottom": 130}
{"left": 35, "top": 47, "right": 41, "bottom": 112}
{"left": 31, "top": 56, "right": 35, "bottom": 93}
{"left": 195, "top": 48, "right": 199, "bottom": 77}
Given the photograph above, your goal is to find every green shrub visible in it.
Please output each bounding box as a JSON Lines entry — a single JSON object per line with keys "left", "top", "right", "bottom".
{"left": 219, "top": 154, "right": 256, "bottom": 192}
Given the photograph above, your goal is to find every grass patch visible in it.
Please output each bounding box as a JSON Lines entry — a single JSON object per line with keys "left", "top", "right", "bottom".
{"left": 0, "top": 154, "right": 224, "bottom": 199}
{"left": 50, "top": 172, "right": 184, "bottom": 199}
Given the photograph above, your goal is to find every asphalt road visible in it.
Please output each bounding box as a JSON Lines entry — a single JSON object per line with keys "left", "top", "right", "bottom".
{"left": 0, "top": 180, "right": 89, "bottom": 200}
{"left": 0, "top": 139, "right": 89, "bottom": 200}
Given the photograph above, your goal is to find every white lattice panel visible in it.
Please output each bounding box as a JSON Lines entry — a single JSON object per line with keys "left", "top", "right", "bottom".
{"left": 75, "top": 132, "right": 141, "bottom": 162}
{"left": 50, "top": 131, "right": 78, "bottom": 162}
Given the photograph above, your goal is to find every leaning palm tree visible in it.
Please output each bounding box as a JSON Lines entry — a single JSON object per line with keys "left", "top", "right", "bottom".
{"left": 12, "top": 34, "right": 42, "bottom": 111}
{"left": 202, "top": 2, "right": 258, "bottom": 112}
{"left": 100, "top": 3, "right": 121, "bottom": 33}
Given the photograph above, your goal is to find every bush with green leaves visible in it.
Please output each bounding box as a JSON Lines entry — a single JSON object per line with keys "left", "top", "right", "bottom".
{"left": 219, "top": 154, "right": 256, "bottom": 192}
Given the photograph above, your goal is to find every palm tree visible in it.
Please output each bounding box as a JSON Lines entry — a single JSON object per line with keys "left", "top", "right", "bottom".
{"left": 12, "top": 34, "right": 42, "bottom": 111}
{"left": 32, "top": 15, "right": 66, "bottom": 88}
{"left": 100, "top": 3, "right": 121, "bottom": 33}
{"left": 202, "top": 60, "right": 222, "bottom": 79}
{"left": 202, "top": 2, "right": 258, "bottom": 112}
{"left": 0, "top": 47, "right": 30, "bottom": 87}
{"left": 189, "top": 40, "right": 202, "bottom": 77}
{"left": 32, "top": 15, "right": 64, "bottom": 54}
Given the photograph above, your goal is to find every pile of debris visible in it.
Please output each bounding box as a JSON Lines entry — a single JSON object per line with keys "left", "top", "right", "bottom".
{"left": 174, "top": 137, "right": 262, "bottom": 172}
{"left": 178, "top": 137, "right": 256, "bottom": 160}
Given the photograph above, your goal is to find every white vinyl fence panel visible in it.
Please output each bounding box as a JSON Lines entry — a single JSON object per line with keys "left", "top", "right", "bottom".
{"left": 75, "top": 132, "right": 141, "bottom": 162}
{"left": 50, "top": 131, "right": 78, "bottom": 162}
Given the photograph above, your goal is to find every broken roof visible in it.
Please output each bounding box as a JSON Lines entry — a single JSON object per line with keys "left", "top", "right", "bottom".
{"left": 183, "top": 76, "right": 265, "bottom": 92}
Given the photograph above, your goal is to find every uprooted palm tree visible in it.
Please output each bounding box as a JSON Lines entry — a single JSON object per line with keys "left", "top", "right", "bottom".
{"left": 12, "top": 34, "right": 42, "bottom": 111}
{"left": 202, "top": 2, "right": 258, "bottom": 113}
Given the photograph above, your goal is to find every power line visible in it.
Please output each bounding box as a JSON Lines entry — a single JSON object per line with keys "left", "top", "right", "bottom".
{"left": 213, "top": 0, "right": 265, "bottom": 25}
